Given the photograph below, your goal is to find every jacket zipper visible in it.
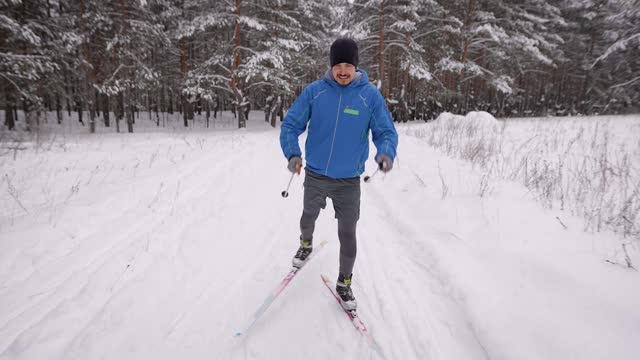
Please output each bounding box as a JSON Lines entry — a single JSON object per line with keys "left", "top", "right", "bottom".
{"left": 325, "top": 92, "right": 342, "bottom": 175}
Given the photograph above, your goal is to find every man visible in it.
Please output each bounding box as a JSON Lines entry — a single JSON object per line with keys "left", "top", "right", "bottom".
{"left": 279, "top": 38, "right": 398, "bottom": 310}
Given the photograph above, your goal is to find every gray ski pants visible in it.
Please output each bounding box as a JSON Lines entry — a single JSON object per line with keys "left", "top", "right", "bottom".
{"left": 300, "top": 169, "right": 360, "bottom": 276}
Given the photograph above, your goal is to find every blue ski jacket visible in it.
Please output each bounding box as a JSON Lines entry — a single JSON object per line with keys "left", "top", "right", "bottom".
{"left": 280, "top": 69, "right": 398, "bottom": 179}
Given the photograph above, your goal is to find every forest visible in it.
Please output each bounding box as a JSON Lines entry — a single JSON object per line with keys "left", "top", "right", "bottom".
{"left": 1, "top": 0, "right": 639, "bottom": 132}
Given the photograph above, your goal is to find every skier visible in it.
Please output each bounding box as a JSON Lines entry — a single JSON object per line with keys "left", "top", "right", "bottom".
{"left": 279, "top": 38, "right": 398, "bottom": 310}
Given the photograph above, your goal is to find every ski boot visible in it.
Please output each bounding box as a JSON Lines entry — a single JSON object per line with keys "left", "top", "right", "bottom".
{"left": 336, "top": 273, "right": 357, "bottom": 311}
{"left": 292, "top": 238, "right": 312, "bottom": 268}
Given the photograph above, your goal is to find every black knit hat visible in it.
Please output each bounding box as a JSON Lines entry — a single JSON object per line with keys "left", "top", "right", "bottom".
{"left": 330, "top": 38, "right": 359, "bottom": 68}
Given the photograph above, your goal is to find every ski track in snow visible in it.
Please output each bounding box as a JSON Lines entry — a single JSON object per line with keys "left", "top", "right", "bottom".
{"left": 1, "top": 115, "right": 639, "bottom": 360}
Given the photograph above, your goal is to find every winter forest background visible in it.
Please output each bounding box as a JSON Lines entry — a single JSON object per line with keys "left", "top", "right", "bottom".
{"left": 1, "top": 2, "right": 640, "bottom": 358}
{"left": 1, "top": 0, "right": 639, "bottom": 132}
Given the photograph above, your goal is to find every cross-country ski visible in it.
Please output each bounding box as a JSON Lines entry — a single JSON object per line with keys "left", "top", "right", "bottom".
{"left": 235, "top": 241, "right": 328, "bottom": 337}
{"left": 321, "top": 274, "right": 387, "bottom": 359}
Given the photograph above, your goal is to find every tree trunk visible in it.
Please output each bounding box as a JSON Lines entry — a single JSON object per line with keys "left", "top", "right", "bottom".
{"left": 278, "top": 98, "right": 284, "bottom": 122}
{"left": 232, "top": 0, "right": 246, "bottom": 128}
{"left": 22, "top": 100, "right": 33, "bottom": 131}
{"left": 160, "top": 84, "right": 166, "bottom": 113}
{"left": 403, "top": 32, "right": 410, "bottom": 102}
{"left": 378, "top": 1, "right": 385, "bottom": 96}
{"left": 55, "top": 93, "right": 62, "bottom": 124}
{"left": 270, "top": 96, "right": 281, "bottom": 128}
{"left": 66, "top": 86, "right": 71, "bottom": 117}
{"left": 580, "top": 30, "right": 597, "bottom": 114}
{"left": 126, "top": 87, "right": 134, "bottom": 133}
{"left": 244, "top": 99, "right": 250, "bottom": 120}
{"left": 155, "top": 94, "right": 160, "bottom": 127}
{"left": 459, "top": 0, "right": 475, "bottom": 94}
{"left": 103, "top": 93, "right": 110, "bottom": 127}
{"left": 187, "top": 99, "right": 194, "bottom": 120}
{"left": 65, "top": 70, "right": 72, "bottom": 117}
{"left": 147, "top": 90, "right": 152, "bottom": 121}
{"left": 265, "top": 95, "right": 272, "bottom": 123}
{"left": 206, "top": 100, "right": 210, "bottom": 128}
{"left": 133, "top": 90, "right": 139, "bottom": 122}
{"left": 179, "top": 32, "right": 190, "bottom": 126}
{"left": 89, "top": 90, "right": 96, "bottom": 133}
{"left": 89, "top": 107, "right": 96, "bottom": 133}
{"left": 116, "top": 91, "right": 123, "bottom": 133}
{"left": 79, "top": 0, "right": 95, "bottom": 133}
{"left": 77, "top": 96, "right": 84, "bottom": 126}
{"left": 5, "top": 108, "right": 15, "bottom": 130}
{"left": 95, "top": 89, "right": 100, "bottom": 117}
{"left": 5, "top": 87, "right": 15, "bottom": 130}
{"left": 182, "top": 95, "right": 189, "bottom": 127}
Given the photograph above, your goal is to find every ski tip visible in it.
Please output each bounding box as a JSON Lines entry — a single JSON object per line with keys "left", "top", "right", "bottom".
{"left": 320, "top": 274, "right": 330, "bottom": 283}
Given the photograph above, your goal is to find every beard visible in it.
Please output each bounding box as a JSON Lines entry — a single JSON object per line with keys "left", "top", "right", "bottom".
{"left": 335, "top": 74, "right": 352, "bottom": 85}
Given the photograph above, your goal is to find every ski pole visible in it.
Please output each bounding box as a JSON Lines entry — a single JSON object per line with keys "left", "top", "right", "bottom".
{"left": 363, "top": 162, "right": 384, "bottom": 183}
{"left": 363, "top": 168, "right": 378, "bottom": 183}
{"left": 281, "top": 164, "right": 301, "bottom": 198}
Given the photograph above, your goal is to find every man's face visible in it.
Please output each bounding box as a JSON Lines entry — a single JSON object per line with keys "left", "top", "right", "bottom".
{"left": 332, "top": 63, "right": 356, "bottom": 86}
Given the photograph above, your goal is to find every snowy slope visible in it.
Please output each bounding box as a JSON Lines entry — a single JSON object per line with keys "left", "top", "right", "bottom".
{"left": 1, "top": 113, "right": 639, "bottom": 360}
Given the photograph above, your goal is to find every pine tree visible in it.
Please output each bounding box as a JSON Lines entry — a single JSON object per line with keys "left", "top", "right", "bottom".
{"left": 585, "top": 0, "right": 640, "bottom": 112}
{"left": 1, "top": 0, "right": 59, "bottom": 130}
{"left": 430, "top": 0, "right": 567, "bottom": 115}
{"left": 181, "top": 0, "right": 328, "bottom": 128}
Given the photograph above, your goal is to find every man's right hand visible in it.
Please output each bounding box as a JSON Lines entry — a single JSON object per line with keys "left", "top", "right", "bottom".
{"left": 287, "top": 156, "right": 303, "bottom": 174}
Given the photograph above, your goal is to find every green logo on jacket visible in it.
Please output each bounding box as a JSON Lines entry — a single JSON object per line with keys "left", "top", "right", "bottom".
{"left": 344, "top": 108, "right": 359, "bottom": 115}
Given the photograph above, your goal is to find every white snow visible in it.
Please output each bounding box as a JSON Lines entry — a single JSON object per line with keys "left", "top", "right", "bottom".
{"left": 407, "top": 62, "right": 433, "bottom": 81}
{"left": 434, "top": 111, "right": 499, "bottom": 128}
{"left": 491, "top": 75, "right": 514, "bottom": 94}
{"left": 0, "top": 111, "right": 639, "bottom": 360}
{"left": 0, "top": 15, "right": 41, "bottom": 47}
{"left": 436, "top": 57, "right": 465, "bottom": 72}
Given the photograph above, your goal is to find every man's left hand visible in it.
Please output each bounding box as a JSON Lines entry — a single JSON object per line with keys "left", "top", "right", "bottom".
{"left": 376, "top": 154, "right": 393, "bottom": 173}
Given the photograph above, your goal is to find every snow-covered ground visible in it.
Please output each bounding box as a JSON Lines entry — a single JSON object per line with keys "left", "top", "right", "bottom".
{"left": 1, "top": 112, "right": 639, "bottom": 360}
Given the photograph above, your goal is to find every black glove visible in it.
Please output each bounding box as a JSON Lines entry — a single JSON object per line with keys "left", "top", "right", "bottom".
{"left": 288, "top": 156, "right": 303, "bottom": 174}
{"left": 375, "top": 154, "right": 393, "bottom": 173}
